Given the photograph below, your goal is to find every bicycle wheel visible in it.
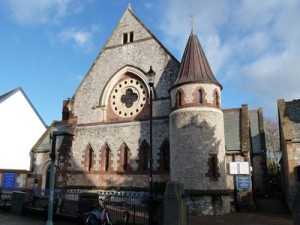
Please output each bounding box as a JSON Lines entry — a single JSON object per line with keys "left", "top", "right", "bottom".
{"left": 104, "top": 211, "right": 112, "bottom": 225}
{"left": 86, "top": 214, "right": 99, "bottom": 225}
{"left": 123, "top": 211, "right": 130, "bottom": 225}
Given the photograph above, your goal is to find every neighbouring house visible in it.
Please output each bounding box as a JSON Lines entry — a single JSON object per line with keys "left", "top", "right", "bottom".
{"left": 0, "top": 87, "right": 46, "bottom": 189}
{"left": 31, "top": 5, "right": 267, "bottom": 215}
{"left": 278, "top": 99, "right": 300, "bottom": 209}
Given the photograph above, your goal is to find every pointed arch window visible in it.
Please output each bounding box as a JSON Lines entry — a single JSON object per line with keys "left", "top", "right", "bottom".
{"left": 117, "top": 143, "right": 131, "bottom": 172}
{"left": 214, "top": 90, "right": 220, "bottom": 108}
{"left": 105, "top": 146, "right": 110, "bottom": 171}
{"left": 137, "top": 140, "right": 149, "bottom": 171}
{"left": 82, "top": 145, "right": 94, "bottom": 172}
{"left": 159, "top": 139, "right": 170, "bottom": 171}
{"left": 123, "top": 146, "right": 129, "bottom": 171}
{"left": 198, "top": 89, "right": 203, "bottom": 104}
{"left": 100, "top": 143, "right": 112, "bottom": 172}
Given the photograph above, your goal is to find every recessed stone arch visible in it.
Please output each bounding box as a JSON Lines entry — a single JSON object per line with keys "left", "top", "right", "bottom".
{"left": 38, "top": 158, "right": 51, "bottom": 190}
{"left": 175, "top": 89, "right": 185, "bottom": 109}
{"left": 99, "top": 65, "right": 150, "bottom": 122}
{"left": 193, "top": 86, "right": 207, "bottom": 105}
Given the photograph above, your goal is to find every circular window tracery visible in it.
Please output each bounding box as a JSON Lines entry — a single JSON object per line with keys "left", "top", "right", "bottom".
{"left": 110, "top": 78, "right": 147, "bottom": 118}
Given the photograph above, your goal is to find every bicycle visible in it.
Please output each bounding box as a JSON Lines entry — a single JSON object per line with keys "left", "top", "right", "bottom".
{"left": 81, "top": 196, "right": 113, "bottom": 225}
{"left": 80, "top": 196, "right": 134, "bottom": 225}
{"left": 122, "top": 201, "right": 132, "bottom": 225}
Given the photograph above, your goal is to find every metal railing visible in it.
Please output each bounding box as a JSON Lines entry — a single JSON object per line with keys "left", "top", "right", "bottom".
{"left": 33, "top": 189, "right": 150, "bottom": 225}
{"left": 0, "top": 187, "right": 167, "bottom": 225}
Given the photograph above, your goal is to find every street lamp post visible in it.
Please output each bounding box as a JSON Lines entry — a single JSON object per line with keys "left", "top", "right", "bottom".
{"left": 146, "top": 66, "right": 156, "bottom": 225}
{"left": 46, "top": 130, "right": 74, "bottom": 225}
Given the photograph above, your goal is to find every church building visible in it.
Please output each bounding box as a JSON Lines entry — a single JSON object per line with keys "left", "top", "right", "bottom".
{"left": 31, "top": 5, "right": 267, "bottom": 215}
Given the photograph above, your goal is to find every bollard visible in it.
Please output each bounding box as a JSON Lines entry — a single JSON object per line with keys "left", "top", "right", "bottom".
{"left": 163, "top": 181, "right": 187, "bottom": 225}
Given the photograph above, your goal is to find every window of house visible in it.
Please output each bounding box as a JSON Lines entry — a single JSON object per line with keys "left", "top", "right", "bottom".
{"left": 129, "top": 31, "right": 134, "bottom": 42}
{"left": 123, "top": 31, "right": 134, "bottom": 44}
{"left": 123, "top": 33, "right": 128, "bottom": 44}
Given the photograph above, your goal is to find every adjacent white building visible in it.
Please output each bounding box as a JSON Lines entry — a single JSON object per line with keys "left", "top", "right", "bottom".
{"left": 0, "top": 87, "right": 46, "bottom": 170}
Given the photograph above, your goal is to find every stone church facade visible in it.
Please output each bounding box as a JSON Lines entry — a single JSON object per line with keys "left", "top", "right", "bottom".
{"left": 31, "top": 6, "right": 267, "bottom": 215}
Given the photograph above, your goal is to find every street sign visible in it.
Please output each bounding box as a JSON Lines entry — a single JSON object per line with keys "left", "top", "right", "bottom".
{"left": 236, "top": 175, "right": 251, "bottom": 190}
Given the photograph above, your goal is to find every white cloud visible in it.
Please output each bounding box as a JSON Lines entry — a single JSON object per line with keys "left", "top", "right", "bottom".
{"left": 158, "top": 0, "right": 300, "bottom": 117}
{"left": 57, "top": 26, "right": 99, "bottom": 53}
{"left": 2, "top": 0, "right": 87, "bottom": 25}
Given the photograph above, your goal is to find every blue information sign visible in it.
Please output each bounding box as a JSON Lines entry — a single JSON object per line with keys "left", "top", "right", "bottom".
{"left": 236, "top": 175, "right": 251, "bottom": 190}
{"left": 2, "top": 173, "right": 16, "bottom": 188}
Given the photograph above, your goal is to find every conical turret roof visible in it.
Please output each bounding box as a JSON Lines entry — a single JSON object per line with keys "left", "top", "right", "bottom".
{"left": 172, "top": 32, "right": 222, "bottom": 89}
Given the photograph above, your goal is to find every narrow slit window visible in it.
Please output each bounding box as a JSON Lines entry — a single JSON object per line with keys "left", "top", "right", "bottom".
{"left": 123, "top": 33, "right": 128, "bottom": 44}
{"left": 105, "top": 147, "right": 110, "bottom": 171}
{"left": 198, "top": 89, "right": 203, "bottom": 104}
{"left": 215, "top": 91, "right": 220, "bottom": 107}
{"left": 123, "top": 147, "right": 128, "bottom": 171}
{"left": 88, "top": 148, "right": 93, "bottom": 171}
{"left": 129, "top": 31, "right": 134, "bottom": 42}
{"left": 176, "top": 91, "right": 182, "bottom": 107}
{"left": 211, "top": 156, "right": 217, "bottom": 178}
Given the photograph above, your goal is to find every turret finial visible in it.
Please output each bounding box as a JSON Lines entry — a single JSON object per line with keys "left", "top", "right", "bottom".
{"left": 190, "top": 15, "right": 195, "bottom": 34}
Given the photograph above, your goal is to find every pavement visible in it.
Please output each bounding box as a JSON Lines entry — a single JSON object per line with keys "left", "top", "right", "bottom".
{"left": 0, "top": 193, "right": 293, "bottom": 225}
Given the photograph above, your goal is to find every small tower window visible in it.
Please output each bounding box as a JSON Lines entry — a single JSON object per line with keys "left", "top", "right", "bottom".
{"left": 198, "top": 89, "right": 203, "bottom": 104}
{"left": 123, "top": 31, "right": 134, "bottom": 44}
{"left": 205, "top": 154, "right": 220, "bottom": 181}
{"left": 176, "top": 90, "right": 183, "bottom": 108}
{"left": 214, "top": 91, "right": 220, "bottom": 107}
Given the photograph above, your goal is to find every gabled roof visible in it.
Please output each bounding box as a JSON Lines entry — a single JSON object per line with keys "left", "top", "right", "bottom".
{"left": 71, "top": 5, "right": 179, "bottom": 101}
{"left": 172, "top": 31, "right": 222, "bottom": 89}
{"left": 31, "top": 121, "right": 71, "bottom": 152}
{"left": 0, "top": 87, "right": 47, "bottom": 128}
{"left": 0, "top": 88, "right": 19, "bottom": 103}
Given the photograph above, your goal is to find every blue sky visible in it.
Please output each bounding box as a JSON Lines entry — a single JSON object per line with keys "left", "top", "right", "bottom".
{"left": 1, "top": 0, "right": 299, "bottom": 126}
